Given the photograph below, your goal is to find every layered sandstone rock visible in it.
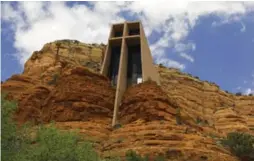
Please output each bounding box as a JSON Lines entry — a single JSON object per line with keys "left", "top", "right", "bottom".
{"left": 157, "top": 66, "right": 254, "bottom": 136}
{"left": 3, "top": 66, "right": 115, "bottom": 125}
{"left": 119, "top": 81, "right": 177, "bottom": 124}
{"left": 102, "top": 81, "right": 238, "bottom": 161}
{"left": 2, "top": 40, "right": 254, "bottom": 161}
{"left": 23, "top": 40, "right": 105, "bottom": 84}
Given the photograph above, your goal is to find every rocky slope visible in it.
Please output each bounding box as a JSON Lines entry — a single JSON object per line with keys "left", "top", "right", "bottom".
{"left": 158, "top": 67, "right": 254, "bottom": 137}
{"left": 2, "top": 40, "right": 254, "bottom": 161}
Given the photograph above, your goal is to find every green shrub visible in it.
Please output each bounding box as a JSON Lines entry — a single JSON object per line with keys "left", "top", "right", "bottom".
{"left": 101, "top": 158, "right": 121, "bottom": 161}
{"left": 154, "top": 154, "right": 165, "bottom": 161}
{"left": 221, "top": 132, "right": 254, "bottom": 160}
{"left": 1, "top": 93, "right": 23, "bottom": 161}
{"left": 47, "top": 73, "right": 59, "bottom": 85}
{"left": 1, "top": 94, "right": 102, "bottom": 161}
{"left": 74, "top": 40, "right": 80, "bottom": 44}
{"left": 236, "top": 92, "right": 242, "bottom": 96}
{"left": 115, "top": 137, "right": 124, "bottom": 143}
{"left": 113, "top": 123, "right": 122, "bottom": 130}
{"left": 160, "top": 120, "right": 164, "bottom": 124}
{"left": 22, "top": 124, "right": 100, "bottom": 161}
{"left": 2, "top": 95, "right": 167, "bottom": 161}
{"left": 159, "top": 64, "right": 164, "bottom": 68}
{"left": 196, "top": 117, "right": 202, "bottom": 124}
{"left": 126, "top": 150, "right": 149, "bottom": 161}
{"left": 125, "top": 150, "right": 165, "bottom": 161}
{"left": 175, "top": 108, "right": 182, "bottom": 125}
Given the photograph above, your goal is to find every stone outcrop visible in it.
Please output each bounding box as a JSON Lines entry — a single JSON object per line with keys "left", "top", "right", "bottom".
{"left": 23, "top": 40, "right": 105, "bottom": 84}
{"left": 157, "top": 66, "right": 254, "bottom": 137}
{"left": 102, "top": 81, "right": 238, "bottom": 161}
{"left": 2, "top": 40, "right": 254, "bottom": 161}
{"left": 119, "top": 81, "right": 177, "bottom": 124}
{"left": 3, "top": 66, "right": 115, "bottom": 125}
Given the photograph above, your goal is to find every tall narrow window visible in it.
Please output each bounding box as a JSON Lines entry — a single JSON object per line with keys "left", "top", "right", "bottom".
{"left": 108, "top": 46, "right": 121, "bottom": 86}
{"left": 127, "top": 44, "right": 142, "bottom": 87}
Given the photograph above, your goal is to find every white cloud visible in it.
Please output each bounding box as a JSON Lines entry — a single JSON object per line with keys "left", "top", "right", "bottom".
{"left": 240, "top": 22, "right": 246, "bottom": 32}
{"left": 2, "top": 1, "right": 254, "bottom": 69}
{"left": 179, "top": 53, "right": 194, "bottom": 63}
{"left": 211, "top": 15, "right": 244, "bottom": 27}
{"left": 127, "top": 1, "right": 254, "bottom": 69}
{"left": 244, "top": 88, "right": 254, "bottom": 95}
{"left": 156, "top": 58, "right": 185, "bottom": 70}
{"left": 236, "top": 86, "right": 242, "bottom": 90}
{"left": 239, "top": 73, "right": 254, "bottom": 95}
{"left": 174, "top": 42, "right": 196, "bottom": 53}
{"left": 2, "top": 2, "right": 127, "bottom": 64}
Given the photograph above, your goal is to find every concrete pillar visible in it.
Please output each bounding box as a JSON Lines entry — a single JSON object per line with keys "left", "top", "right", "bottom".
{"left": 112, "top": 22, "right": 128, "bottom": 126}
{"left": 100, "top": 21, "right": 161, "bottom": 127}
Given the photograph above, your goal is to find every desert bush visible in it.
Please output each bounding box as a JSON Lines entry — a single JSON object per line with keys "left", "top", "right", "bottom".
{"left": 196, "top": 117, "right": 202, "bottom": 124}
{"left": 1, "top": 93, "right": 24, "bottom": 161}
{"left": 154, "top": 154, "right": 165, "bottom": 161}
{"left": 113, "top": 123, "right": 122, "bottom": 130}
{"left": 175, "top": 108, "right": 182, "bottom": 125}
{"left": 236, "top": 92, "right": 242, "bottom": 96}
{"left": 126, "top": 150, "right": 149, "bottom": 161}
{"left": 2, "top": 94, "right": 167, "bottom": 161}
{"left": 47, "top": 73, "right": 59, "bottom": 85}
{"left": 74, "top": 40, "right": 80, "bottom": 44}
{"left": 159, "top": 63, "right": 164, "bottom": 68}
{"left": 221, "top": 132, "right": 254, "bottom": 160}
{"left": 126, "top": 150, "right": 165, "bottom": 161}
{"left": 23, "top": 124, "right": 100, "bottom": 161}
{"left": 1, "top": 94, "right": 101, "bottom": 161}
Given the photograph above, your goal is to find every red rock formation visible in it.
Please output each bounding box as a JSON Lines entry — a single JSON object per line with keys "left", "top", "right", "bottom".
{"left": 2, "top": 66, "right": 115, "bottom": 125}
{"left": 119, "top": 81, "right": 177, "bottom": 124}
{"left": 102, "top": 81, "right": 238, "bottom": 161}
{"left": 2, "top": 40, "right": 254, "bottom": 161}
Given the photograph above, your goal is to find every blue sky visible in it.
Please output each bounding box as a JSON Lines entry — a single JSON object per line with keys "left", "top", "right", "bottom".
{"left": 1, "top": 1, "right": 254, "bottom": 94}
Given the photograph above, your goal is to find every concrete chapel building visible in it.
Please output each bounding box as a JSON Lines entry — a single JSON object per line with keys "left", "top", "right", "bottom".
{"left": 100, "top": 21, "right": 160, "bottom": 126}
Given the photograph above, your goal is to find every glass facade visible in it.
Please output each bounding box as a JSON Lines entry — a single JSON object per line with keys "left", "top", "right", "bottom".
{"left": 108, "top": 46, "right": 121, "bottom": 86}
{"left": 127, "top": 45, "right": 142, "bottom": 87}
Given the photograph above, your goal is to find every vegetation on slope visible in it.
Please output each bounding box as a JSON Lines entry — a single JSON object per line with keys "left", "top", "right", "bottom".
{"left": 126, "top": 150, "right": 165, "bottom": 161}
{"left": 221, "top": 132, "right": 254, "bottom": 161}
{"left": 1, "top": 94, "right": 100, "bottom": 161}
{"left": 1, "top": 94, "right": 165, "bottom": 161}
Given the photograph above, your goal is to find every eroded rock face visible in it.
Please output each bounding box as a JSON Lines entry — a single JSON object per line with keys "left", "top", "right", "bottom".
{"left": 2, "top": 40, "right": 254, "bottom": 161}
{"left": 120, "top": 81, "right": 177, "bottom": 124}
{"left": 101, "top": 81, "right": 240, "bottom": 161}
{"left": 23, "top": 40, "right": 105, "bottom": 84}
{"left": 3, "top": 66, "right": 115, "bottom": 125}
{"left": 102, "top": 82, "right": 238, "bottom": 161}
{"left": 158, "top": 66, "right": 254, "bottom": 137}
{"left": 3, "top": 40, "right": 111, "bottom": 124}
{"left": 51, "top": 67, "right": 115, "bottom": 122}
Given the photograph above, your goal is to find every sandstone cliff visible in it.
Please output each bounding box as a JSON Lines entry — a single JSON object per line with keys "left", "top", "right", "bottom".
{"left": 2, "top": 40, "right": 254, "bottom": 161}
